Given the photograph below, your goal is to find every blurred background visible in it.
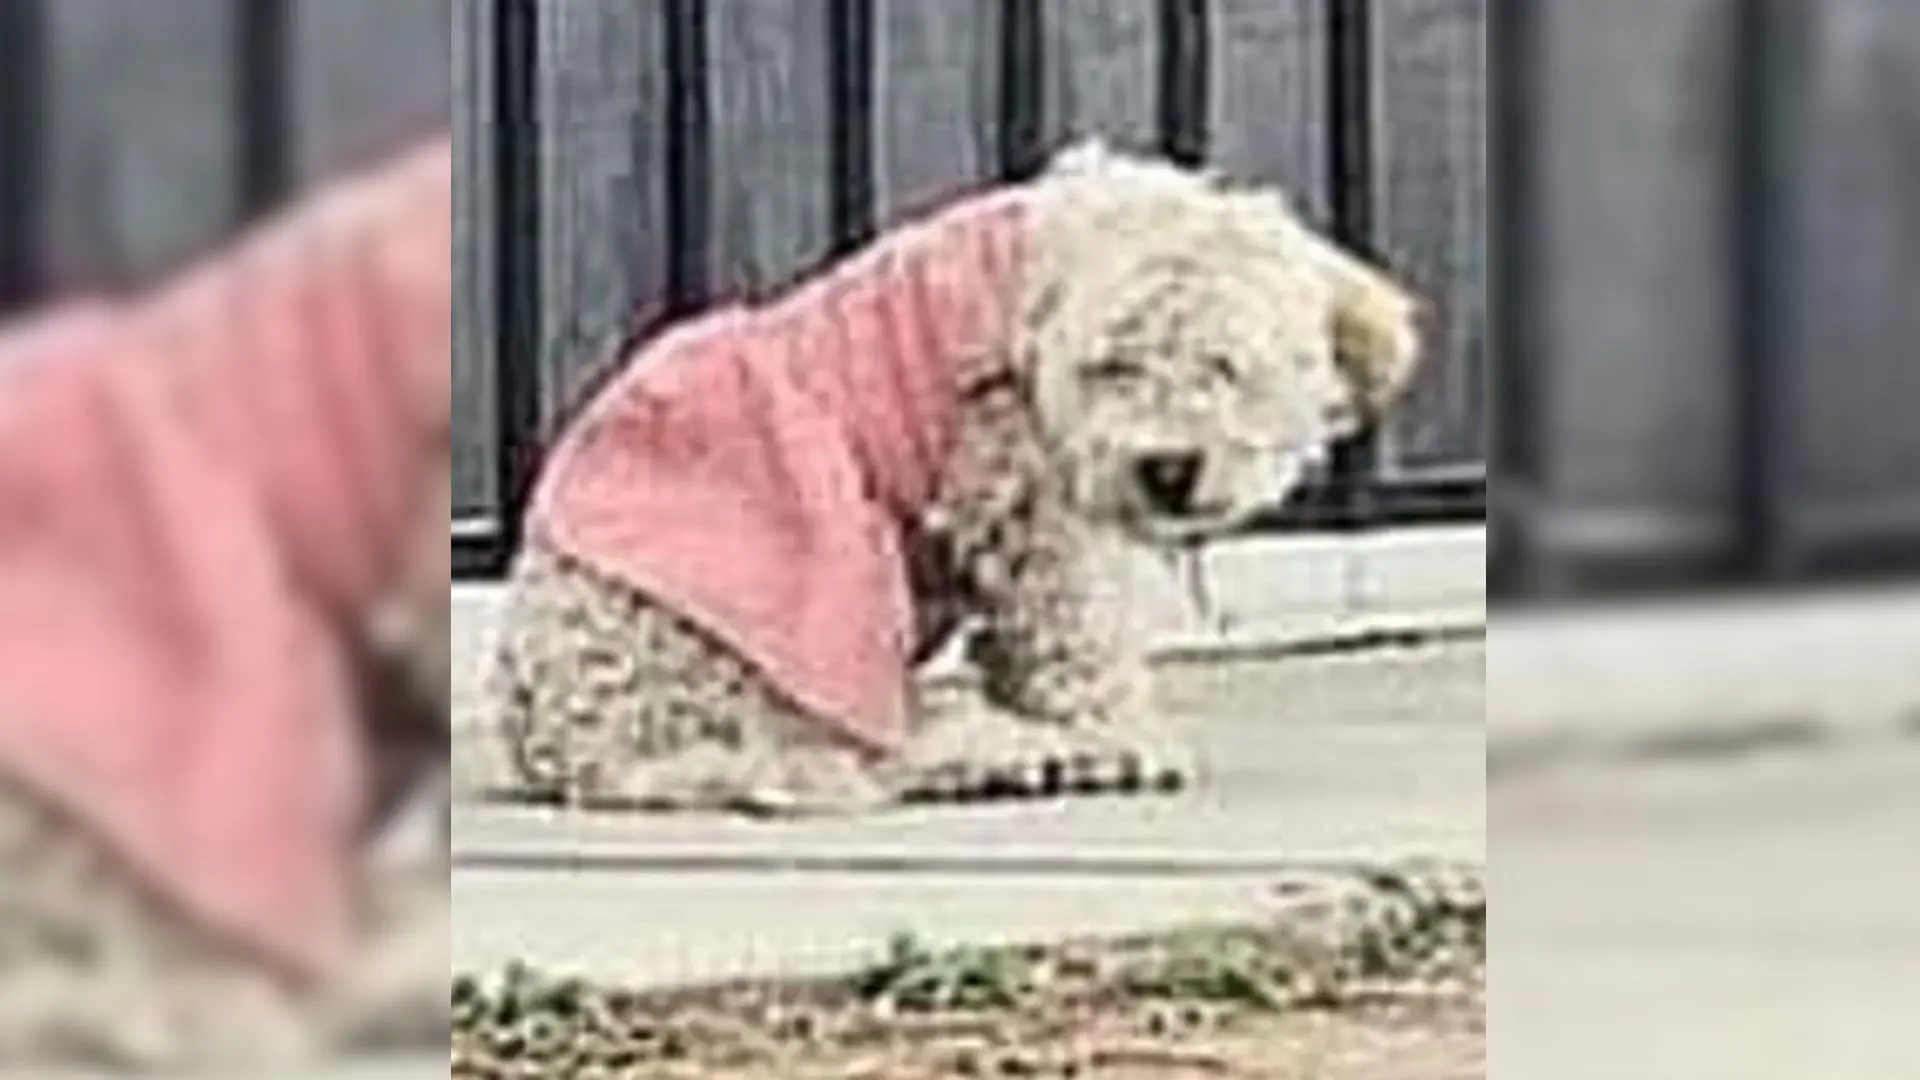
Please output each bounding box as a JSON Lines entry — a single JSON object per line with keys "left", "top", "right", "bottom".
{"left": 1490, "top": 5, "right": 1920, "bottom": 1078}
{"left": 0, "top": 0, "right": 449, "bottom": 314}
{"left": 0, "top": 3, "right": 451, "bottom": 1076}
{"left": 1496, "top": 0, "right": 1920, "bottom": 598}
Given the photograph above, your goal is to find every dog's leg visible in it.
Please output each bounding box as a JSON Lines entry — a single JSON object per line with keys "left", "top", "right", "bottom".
{"left": 892, "top": 509, "right": 1197, "bottom": 804}
{"left": 887, "top": 374, "right": 1197, "bottom": 804}
{"left": 0, "top": 777, "right": 321, "bottom": 1069}
{"left": 490, "top": 545, "right": 887, "bottom": 816}
{"left": 0, "top": 784, "right": 183, "bottom": 1067}
{"left": 316, "top": 865, "right": 448, "bottom": 1053}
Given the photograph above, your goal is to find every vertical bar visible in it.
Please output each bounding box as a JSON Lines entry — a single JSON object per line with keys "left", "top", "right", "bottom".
{"left": 492, "top": 0, "right": 543, "bottom": 558}
{"left": 1729, "top": 0, "right": 1811, "bottom": 581}
{"left": 998, "top": 0, "right": 1045, "bottom": 181}
{"left": 1157, "top": 0, "right": 1209, "bottom": 168}
{"left": 663, "top": 0, "right": 712, "bottom": 313}
{"left": 1326, "top": 0, "right": 1379, "bottom": 529}
{"left": 827, "top": 0, "right": 875, "bottom": 254}
{"left": 0, "top": 0, "right": 46, "bottom": 312}
{"left": 1488, "top": 0, "right": 1544, "bottom": 595}
{"left": 234, "top": 0, "right": 294, "bottom": 219}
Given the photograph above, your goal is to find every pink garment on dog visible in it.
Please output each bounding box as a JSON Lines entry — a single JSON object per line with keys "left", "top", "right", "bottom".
{"left": 534, "top": 190, "right": 1031, "bottom": 754}
{"left": 0, "top": 139, "right": 451, "bottom": 977}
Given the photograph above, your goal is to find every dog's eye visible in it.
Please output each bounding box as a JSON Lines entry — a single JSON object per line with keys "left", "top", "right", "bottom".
{"left": 1202, "top": 353, "right": 1240, "bottom": 385}
{"left": 1325, "top": 399, "right": 1362, "bottom": 436}
{"left": 1083, "top": 356, "right": 1147, "bottom": 385}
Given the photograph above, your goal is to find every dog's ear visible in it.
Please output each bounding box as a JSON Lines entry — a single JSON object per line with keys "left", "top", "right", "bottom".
{"left": 1324, "top": 250, "right": 1423, "bottom": 424}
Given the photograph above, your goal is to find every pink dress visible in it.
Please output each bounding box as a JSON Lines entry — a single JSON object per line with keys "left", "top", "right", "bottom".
{"left": 533, "top": 190, "right": 1030, "bottom": 756}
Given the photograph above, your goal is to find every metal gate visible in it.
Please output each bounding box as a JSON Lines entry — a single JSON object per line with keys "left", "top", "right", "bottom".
{"left": 453, "top": 0, "right": 1490, "bottom": 576}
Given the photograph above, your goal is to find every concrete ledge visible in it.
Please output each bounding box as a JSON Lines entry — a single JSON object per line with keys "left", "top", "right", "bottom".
{"left": 454, "top": 868, "right": 1282, "bottom": 986}
{"left": 1488, "top": 587, "right": 1920, "bottom": 778}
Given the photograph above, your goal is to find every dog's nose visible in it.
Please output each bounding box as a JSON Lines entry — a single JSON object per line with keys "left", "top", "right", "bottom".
{"left": 1134, "top": 451, "right": 1205, "bottom": 515}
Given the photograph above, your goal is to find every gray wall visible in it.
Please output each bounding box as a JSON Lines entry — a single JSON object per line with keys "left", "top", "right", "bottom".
{"left": 452, "top": 0, "right": 1491, "bottom": 523}
{"left": 1507, "top": 0, "right": 1920, "bottom": 579}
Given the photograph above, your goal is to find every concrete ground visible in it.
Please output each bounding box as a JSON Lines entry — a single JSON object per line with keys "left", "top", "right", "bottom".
{"left": 447, "top": 528, "right": 1487, "bottom": 988}
{"left": 448, "top": 535, "right": 1920, "bottom": 1080}
{"left": 451, "top": 639, "right": 1487, "bottom": 984}
{"left": 1494, "top": 586, "right": 1920, "bottom": 1080}
{"left": 439, "top": 534, "right": 1920, "bottom": 1079}
{"left": 1495, "top": 742, "right": 1920, "bottom": 1080}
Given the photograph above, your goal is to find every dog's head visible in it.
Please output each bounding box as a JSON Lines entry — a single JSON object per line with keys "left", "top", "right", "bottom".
{"left": 1020, "top": 141, "right": 1422, "bottom": 545}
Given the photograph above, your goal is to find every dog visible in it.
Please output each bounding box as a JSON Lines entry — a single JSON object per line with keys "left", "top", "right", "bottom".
{"left": 0, "top": 140, "right": 451, "bottom": 1067}
{"left": 487, "top": 141, "right": 1422, "bottom": 815}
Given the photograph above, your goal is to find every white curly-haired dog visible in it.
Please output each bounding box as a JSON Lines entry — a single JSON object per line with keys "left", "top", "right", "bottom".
{"left": 489, "top": 141, "right": 1421, "bottom": 814}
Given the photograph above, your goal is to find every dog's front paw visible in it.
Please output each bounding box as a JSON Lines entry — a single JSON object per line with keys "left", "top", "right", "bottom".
{"left": 1051, "top": 722, "right": 1198, "bottom": 797}
{"left": 889, "top": 703, "right": 1072, "bottom": 802}
{"left": 319, "top": 868, "right": 449, "bottom": 1053}
{"left": 891, "top": 696, "right": 1197, "bottom": 804}
{"left": 578, "top": 741, "right": 888, "bottom": 818}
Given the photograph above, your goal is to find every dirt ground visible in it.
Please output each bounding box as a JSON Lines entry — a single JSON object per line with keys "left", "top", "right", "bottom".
{"left": 453, "top": 883, "right": 1485, "bottom": 1079}
{"left": 452, "top": 976, "right": 1481, "bottom": 1079}
{"left": 609, "top": 997, "right": 1486, "bottom": 1079}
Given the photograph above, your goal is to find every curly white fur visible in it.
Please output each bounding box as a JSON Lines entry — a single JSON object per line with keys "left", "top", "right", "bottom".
{"left": 1022, "top": 140, "right": 1419, "bottom": 541}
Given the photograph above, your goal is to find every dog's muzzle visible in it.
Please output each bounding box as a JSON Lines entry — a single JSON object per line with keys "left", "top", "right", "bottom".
{"left": 1132, "top": 450, "right": 1208, "bottom": 517}
{"left": 1121, "top": 449, "right": 1246, "bottom": 545}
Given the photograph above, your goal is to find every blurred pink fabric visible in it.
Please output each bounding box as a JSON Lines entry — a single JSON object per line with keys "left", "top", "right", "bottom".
{"left": 534, "top": 190, "right": 1029, "bottom": 755}
{"left": 0, "top": 139, "right": 451, "bottom": 977}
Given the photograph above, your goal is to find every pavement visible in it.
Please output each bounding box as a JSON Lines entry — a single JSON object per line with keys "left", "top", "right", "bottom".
{"left": 1494, "top": 584, "right": 1920, "bottom": 1080}
{"left": 1494, "top": 740, "right": 1920, "bottom": 1080}
{"left": 447, "top": 528, "right": 1489, "bottom": 994}
{"left": 451, "top": 639, "right": 1487, "bottom": 984}
{"left": 439, "top": 529, "right": 1920, "bottom": 1079}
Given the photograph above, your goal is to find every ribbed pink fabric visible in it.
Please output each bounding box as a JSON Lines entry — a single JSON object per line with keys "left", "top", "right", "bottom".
{"left": 535, "top": 190, "right": 1030, "bottom": 754}
{"left": 0, "top": 139, "right": 451, "bottom": 977}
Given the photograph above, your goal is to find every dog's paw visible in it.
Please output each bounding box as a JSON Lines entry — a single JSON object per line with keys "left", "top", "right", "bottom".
{"left": 0, "top": 958, "right": 321, "bottom": 1071}
{"left": 319, "top": 869, "right": 449, "bottom": 1053}
{"left": 581, "top": 742, "right": 888, "bottom": 818}
{"left": 730, "top": 742, "right": 892, "bottom": 817}
{"left": 891, "top": 703, "right": 1196, "bottom": 803}
{"left": 0, "top": 969, "right": 187, "bottom": 1068}
{"left": 171, "top": 973, "right": 324, "bottom": 1069}
{"left": 1051, "top": 724, "right": 1198, "bottom": 796}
